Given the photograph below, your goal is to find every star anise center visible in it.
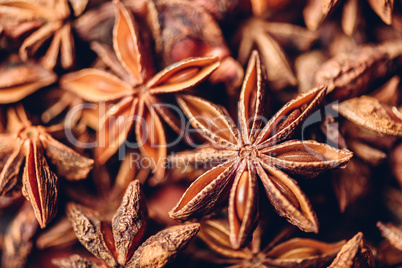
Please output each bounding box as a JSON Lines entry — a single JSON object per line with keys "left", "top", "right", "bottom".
{"left": 239, "top": 145, "right": 258, "bottom": 159}
{"left": 247, "top": 252, "right": 266, "bottom": 268}
{"left": 138, "top": 84, "right": 149, "bottom": 96}
{"left": 18, "top": 126, "right": 39, "bottom": 140}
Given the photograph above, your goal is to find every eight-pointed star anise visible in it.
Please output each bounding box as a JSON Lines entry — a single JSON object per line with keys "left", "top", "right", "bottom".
{"left": 61, "top": 1, "right": 219, "bottom": 181}
{"left": 169, "top": 51, "right": 353, "bottom": 249}
{"left": 0, "top": 0, "right": 89, "bottom": 69}
{"left": 62, "top": 180, "right": 200, "bottom": 268}
{"left": 0, "top": 105, "right": 93, "bottom": 228}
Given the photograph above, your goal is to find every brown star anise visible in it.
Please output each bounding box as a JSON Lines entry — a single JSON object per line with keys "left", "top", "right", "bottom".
{"left": 235, "top": 17, "right": 318, "bottom": 89}
{"left": 0, "top": 54, "right": 57, "bottom": 104}
{"left": 60, "top": 180, "right": 200, "bottom": 268}
{"left": 196, "top": 211, "right": 349, "bottom": 268}
{"left": 323, "top": 76, "right": 402, "bottom": 210}
{"left": 314, "top": 40, "right": 402, "bottom": 102}
{"left": 199, "top": 218, "right": 347, "bottom": 268}
{"left": 304, "top": 0, "right": 394, "bottom": 35}
{"left": 0, "top": 105, "right": 93, "bottom": 228}
{"left": 0, "top": 0, "right": 89, "bottom": 69}
{"left": 147, "top": 0, "right": 244, "bottom": 94}
{"left": 377, "top": 221, "right": 402, "bottom": 251}
{"left": 1, "top": 201, "right": 38, "bottom": 268}
{"left": 328, "top": 232, "right": 374, "bottom": 267}
{"left": 61, "top": 1, "right": 219, "bottom": 181}
{"left": 169, "top": 51, "right": 353, "bottom": 248}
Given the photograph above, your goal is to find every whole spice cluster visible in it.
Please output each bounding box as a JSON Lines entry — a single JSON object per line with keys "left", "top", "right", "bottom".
{"left": 1, "top": 0, "right": 402, "bottom": 267}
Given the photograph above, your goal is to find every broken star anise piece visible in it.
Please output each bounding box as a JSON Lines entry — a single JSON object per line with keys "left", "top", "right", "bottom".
{"left": 64, "top": 180, "right": 199, "bottom": 268}
{"left": 169, "top": 51, "right": 353, "bottom": 249}
{"left": 0, "top": 106, "right": 93, "bottom": 228}
{"left": 60, "top": 1, "right": 219, "bottom": 182}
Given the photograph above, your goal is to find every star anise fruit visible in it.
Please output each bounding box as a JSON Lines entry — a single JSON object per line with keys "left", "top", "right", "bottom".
{"left": 61, "top": 1, "right": 219, "bottom": 181}
{"left": 304, "top": 0, "right": 394, "bottom": 35}
{"left": 199, "top": 218, "right": 347, "bottom": 268}
{"left": 235, "top": 17, "right": 318, "bottom": 90}
{"left": 61, "top": 180, "right": 200, "bottom": 268}
{"left": 169, "top": 51, "right": 353, "bottom": 248}
{"left": 328, "top": 232, "right": 374, "bottom": 267}
{"left": 147, "top": 0, "right": 244, "bottom": 94}
{"left": 320, "top": 75, "right": 402, "bottom": 211}
{"left": 314, "top": 40, "right": 402, "bottom": 102}
{"left": 0, "top": 54, "right": 57, "bottom": 104}
{"left": 1, "top": 201, "right": 38, "bottom": 268}
{"left": 0, "top": 0, "right": 90, "bottom": 69}
{"left": 0, "top": 105, "right": 93, "bottom": 228}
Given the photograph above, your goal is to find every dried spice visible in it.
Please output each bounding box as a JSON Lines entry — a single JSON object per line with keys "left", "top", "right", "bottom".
{"left": 0, "top": 0, "right": 92, "bottom": 69}
{"left": 61, "top": 180, "right": 199, "bottom": 268}
{"left": 61, "top": 1, "right": 219, "bottom": 181}
{"left": 0, "top": 55, "right": 57, "bottom": 104}
{"left": 148, "top": 0, "right": 244, "bottom": 94}
{"left": 315, "top": 40, "right": 402, "bottom": 101}
{"left": 169, "top": 51, "right": 352, "bottom": 248}
{"left": 0, "top": 106, "right": 93, "bottom": 228}
{"left": 1, "top": 0, "right": 402, "bottom": 267}
{"left": 198, "top": 218, "right": 347, "bottom": 267}
{"left": 1, "top": 201, "right": 38, "bottom": 268}
{"left": 235, "top": 17, "right": 318, "bottom": 89}
{"left": 332, "top": 158, "right": 371, "bottom": 212}
{"left": 304, "top": 0, "right": 394, "bottom": 35}
{"left": 328, "top": 232, "right": 374, "bottom": 267}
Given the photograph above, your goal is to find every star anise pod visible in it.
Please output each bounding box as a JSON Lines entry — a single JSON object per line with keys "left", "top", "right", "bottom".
{"left": 319, "top": 76, "right": 402, "bottom": 211}
{"left": 248, "top": 0, "right": 293, "bottom": 16}
{"left": 377, "top": 220, "right": 402, "bottom": 266}
{"left": 0, "top": 0, "right": 90, "bottom": 69}
{"left": 377, "top": 190, "right": 402, "bottom": 266}
{"left": 198, "top": 218, "right": 347, "bottom": 267}
{"left": 235, "top": 17, "right": 318, "bottom": 89}
{"left": 169, "top": 51, "right": 352, "bottom": 248}
{"left": 61, "top": 180, "right": 200, "bottom": 268}
{"left": 335, "top": 96, "right": 402, "bottom": 137}
{"left": 188, "top": 0, "right": 242, "bottom": 21}
{"left": 331, "top": 157, "right": 371, "bottom": 212}
{"left": 314, "top": 40, "right": 402, "bottom": 101}
{"left": 328, "top": 232, "right": 374, "bottom": 267}
{"left": 0, "top": 105, "right": 93, "bottom": 228}
{"left": 304, "top": 0, "right": 394, "bottom": 35}
{"left": 377, "top": 221, "right": 402, "bottom": 251}
{"left": 330, "top": 75, "right": 402, "bottom": 164}
{"left": 36, "top": 216, "right": 78, "bottom": 250}
{"left": 1, "top": 201, "right": 38, "bottom": 268}
{"left": 61, "top": 1, "right": 219, "bottom": 181}
{"left": 147, "top": 0, "right": 243, "bottom": 94}
{"left": 0, "top": 54, "right": 57, "bottom": 104}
